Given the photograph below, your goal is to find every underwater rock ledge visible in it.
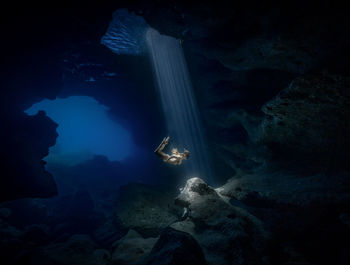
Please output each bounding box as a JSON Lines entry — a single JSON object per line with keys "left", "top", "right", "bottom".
{"left": 114, "top": 177, "right": 267, "bottom": 265}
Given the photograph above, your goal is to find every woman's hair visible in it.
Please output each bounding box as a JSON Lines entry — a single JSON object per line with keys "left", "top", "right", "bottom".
{"left": 172, "top": 148, "right": 179, "bottom": 154}
{"left": 183, "top": 149, "right": 190, "bottom": 159}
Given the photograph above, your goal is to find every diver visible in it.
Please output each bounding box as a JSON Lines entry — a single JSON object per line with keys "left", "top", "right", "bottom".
{"left": 154, "top": 136, "right": 190, "bottom": 165}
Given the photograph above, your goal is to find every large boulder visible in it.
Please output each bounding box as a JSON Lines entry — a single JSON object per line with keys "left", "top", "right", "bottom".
{"left": 172, "top": 177, "right": 267, "bottom": 265}
{"left": 216, "top": 170, "right": 350, "bottom": 206}
{"left": 112, "top": 229, "right": 158, "bottom": 265}
{"left": 92, "top": 217, "right": 127, "bottom": 248}
{"left": 144, "top": 227, "right": 207, "bottom": 265}
{"left": 1, "top": 199, "right": 48, "bottom": 228}
{"left": 43, "top": 234, "right": 110, "bottom": 265}
{"left": 260, "top": 72, "right": 350, "bottom": 172}
{"left": 115, "top": 183, "right": 182, "bottom": 236}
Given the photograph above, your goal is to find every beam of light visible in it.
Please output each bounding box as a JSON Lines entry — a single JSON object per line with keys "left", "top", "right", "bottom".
{"left": 101, "top": 9, "right": 149, "bottom": 55}
{"left": 146, "top": 28, "right": 213, "bottom": 183}
{"left": 25, "top": 96, "right": 134, "bottom": 166}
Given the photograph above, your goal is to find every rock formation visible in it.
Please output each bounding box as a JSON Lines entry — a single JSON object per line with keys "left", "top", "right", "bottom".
{"left": 144, "top": 227, "right": 207, "bottom": 265}
{"left": 115, "top": 183, "right": 182, "bottom": 237}
{"left": 172, "top": 177, "right": 267, "bottom": 265}
{"left": 112, "top": 229, "right": 158, "bottom": 265}
{"left": 260, "top": 72, "right": 350, "bottom": 172}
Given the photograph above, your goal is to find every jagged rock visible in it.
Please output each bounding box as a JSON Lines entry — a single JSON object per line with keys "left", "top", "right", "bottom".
{"left": 2, "top": 199, "right": 48, "bottom": 228}
{"left": 112, "top": 229, "right": 158, "bottom": 265}
{"left": 0, "top": 218, "right": 22, "bottom": 240}
{"left": 0, "top": 111, "right": 58, "bottom": 202}
{"left": 93, "top": 249, "right": 111, "bottom": 264}
{"left": 144, "top": 227, "right": 207, "bottom": 265}
{"left": 261, "top": 72, "right": 350, "bottom": 172}
{"left": 172, "top": 177, "right": 267, "bottom": 265}
{"left": 43, "top": 234, "right": 110, "bottom": 265}
{"left": 0, "top": 217, "right": 24, "bottom": 264}
{"left": 47, "top": 191, "right": 104, "bottom": 240}
{"left": 92, "top": 217, "right": 127, "bottom": 248}
{"left": 115, "top": 183, "right": 182, "bottom": 236}
{"left": 201, "top": 37, "right": 323, "bottom": 74}
{"left": 217, "top": 170, "right": 350, "bottom": 206}
{"left": 0, "top": 208, "right": 12, "bottom": 219}
{"left": 20, "top": 224, "right": 50, "bottom": 245}
{"left": 136, "top": 3, "right": 344, "bottom": 75}
{"left": 13, "top": 251, "right": 55, "bottom": 265}
{"left": 51, "top": 190, "right": 95, "bottom": 220}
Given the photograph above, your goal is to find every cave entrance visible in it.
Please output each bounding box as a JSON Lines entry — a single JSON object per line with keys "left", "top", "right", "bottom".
{"left": 25, "top": 96, "right": 134, "bottom": 167}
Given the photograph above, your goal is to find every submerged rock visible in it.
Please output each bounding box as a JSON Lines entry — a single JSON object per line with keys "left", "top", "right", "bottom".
{"left": 13, "top": 251, "right": 55, "bottom": 265}
{"left": 20, "top": 224, "right": 50, "bottom": 245}
{"left": 43, "top": 234, "right": 110, "bottom": 265}
{"left": 0, "top": 111, "right": 58, "bottom": 202}
{"left": 144, "top": 227, "right": 207, "bottom": 265}
{"left": 261, "top": 72, "right": 350, "bottom": 173}
{"left": 93, "top": 217, "right": 127, "bottom": 248}
{"left": 112, "top": 178, "right": 267, "bottom": 265}
{"left": 112, "top": 229, "right": 158, "bottom": 265}
{"left": 172, "top": 177, "right": 267, "bottom": 265}
{"left": 115, "top": 183, "right": 182, "bottom": 236}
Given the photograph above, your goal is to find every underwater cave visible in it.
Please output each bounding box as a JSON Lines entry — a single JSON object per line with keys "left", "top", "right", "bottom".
{"left": 1, "top": 2, "right": 350, "bottom": 265}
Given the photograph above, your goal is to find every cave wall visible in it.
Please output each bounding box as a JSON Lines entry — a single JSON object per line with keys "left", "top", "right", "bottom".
{"left": 0, "top": 52, "right": 62, "bottom": 202}
{"left": 0, "top": 4, "right": 135, "bottom": 202}
{"left": 134, "top": 1, "right": 350, "bottom": 180}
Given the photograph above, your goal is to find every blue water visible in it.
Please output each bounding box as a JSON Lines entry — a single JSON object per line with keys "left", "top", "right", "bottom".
{"left": 25, "top": 96, "right": 134, "bottom": 166}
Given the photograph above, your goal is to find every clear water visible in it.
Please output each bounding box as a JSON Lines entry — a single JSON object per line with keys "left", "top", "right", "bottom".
{"left": 25, "top": 96, "right": 134, "bottom": 166}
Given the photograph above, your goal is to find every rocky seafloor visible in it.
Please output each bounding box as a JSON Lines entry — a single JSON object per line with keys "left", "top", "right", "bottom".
{"left": 0, "top": 177, "right": 267, "bottom": 265}
{"left": 1, "top": 175, "right": 350, "bottom": 265}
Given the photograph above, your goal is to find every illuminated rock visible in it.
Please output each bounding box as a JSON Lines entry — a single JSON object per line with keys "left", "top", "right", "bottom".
{"left": 172, "top": 177, "right": 267, "bottom": 265}
{"left": 43, "top": 234, "right": 109, "bottom": 265}
{"left": 112, "top": 229, "right": 158, "bottom": 265}
{"left": 115, "top": 183, "right": 182, "bottom": 237}
{"left": 144, "top": 227, "right": 207, "bottom": 265}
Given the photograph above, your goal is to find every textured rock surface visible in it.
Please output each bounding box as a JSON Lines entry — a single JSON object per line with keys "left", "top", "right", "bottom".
{"left": 260, "top": 72, "right": 350, "bottom": 172}
{"left": 0, "top": 111, "right": 58, "bottom": 202}
{"left": 42, "top": 234, "right": 110, "bottom": 265}
{"left": 112, "top": 229, "right": 158, "bottom": 265}
{"left": 216, "top": 171, "right": 350, "bottom": 206}
{"left": 115, "top": 183, "right": 182, "bottom": 236}
{"left": 172, "top": 177, "right": 267, "bottom": 265}
{"left": 144, "top": 227, "right": 207, "bottom": 265}
{"left": 216, "top": 173, "right": 350, "bottom": 265}
{"left": 137, "top": 2, "right": 348, "bottom": 74}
